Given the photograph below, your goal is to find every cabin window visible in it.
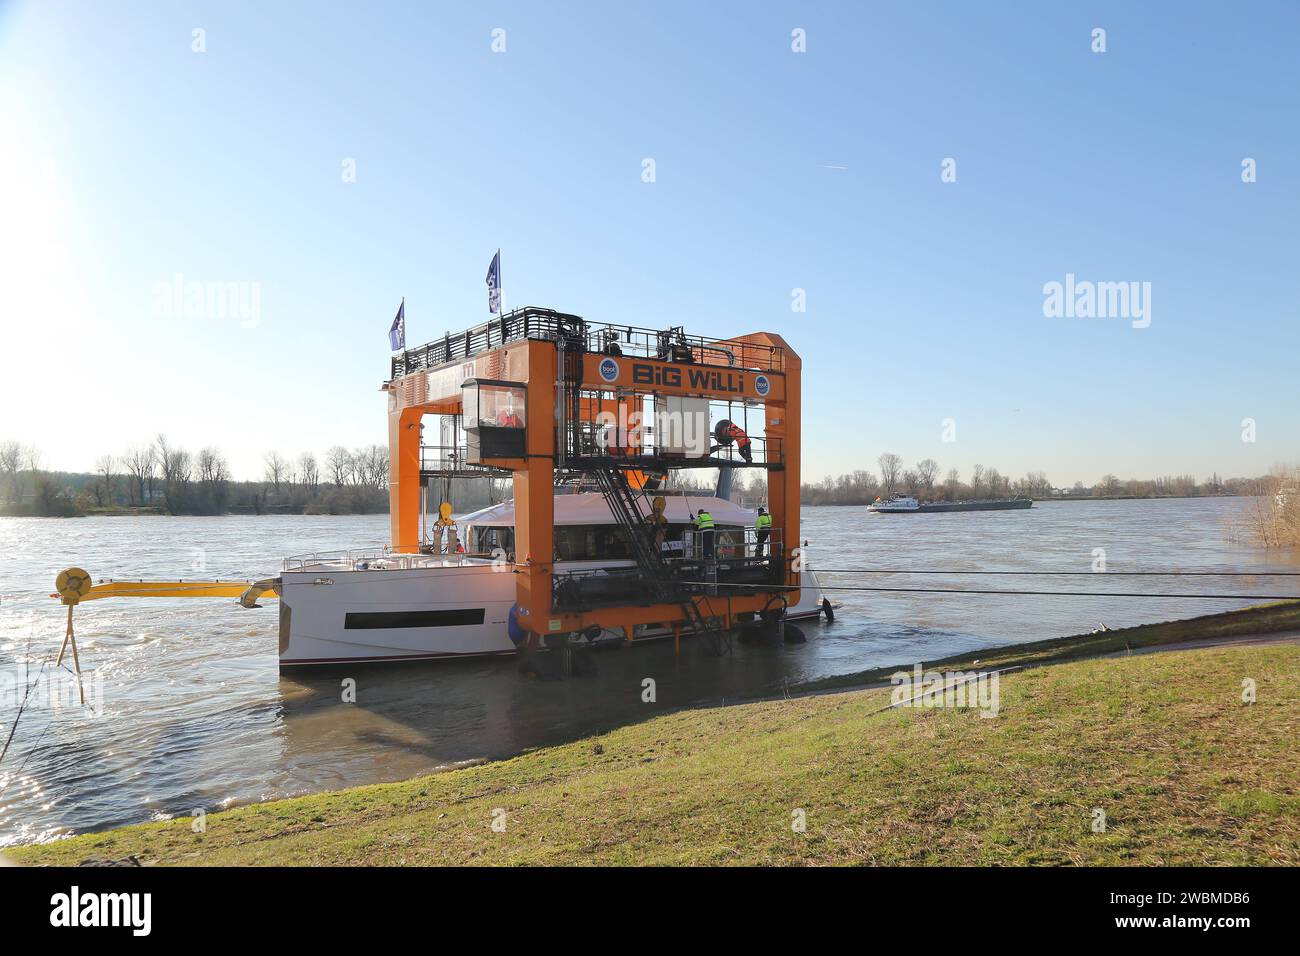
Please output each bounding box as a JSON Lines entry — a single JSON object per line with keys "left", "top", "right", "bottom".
{"left": 554, "top": 525, "right": 630, "bottom": 561}
{"left": 470, "top": 522, "right": 741, "bottom": 561}
{"left": 474, "top": 526, "right": 514, "bottom": 556}
{"left": 464, "top": 381, "right": 526, "bottom": 430}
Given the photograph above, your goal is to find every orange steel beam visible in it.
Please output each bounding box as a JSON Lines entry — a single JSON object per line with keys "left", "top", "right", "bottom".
{"left": 387, "top": 403, "right": 423, "bottom": 551}
{"left": 578, "top": 354, "right": 784, "bottom": 403}
{"left": 386, "top": 338, "right": 531, "bottom": 550}
{"left": 532, "top": 594, "right": 758, "bottom": 636}
{"left": 511, "top": 340, "right": 557, "bottom": 632}
{"left": 729, "top": 332, "right": 800, "bottom": 609}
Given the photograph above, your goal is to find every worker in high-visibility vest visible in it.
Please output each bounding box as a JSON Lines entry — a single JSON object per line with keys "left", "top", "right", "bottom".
{"left": 692, "top": 508, "right": 715, "bottom": 560}
{"left": 724, "top": 422, "right": 752, "bottom": 462}
{"left": 713, "top": 419, "right": 753, "bottom": 463}
{"left": 754, "top": 507, "right": 772, "bottom": 557}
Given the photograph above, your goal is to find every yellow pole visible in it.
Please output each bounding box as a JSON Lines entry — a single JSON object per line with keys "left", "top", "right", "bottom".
{"left": 56, "top": 603, "right": 85, "bottom": 705}
{"left": 54, "top": 567, "right": 91, "bottom": 705}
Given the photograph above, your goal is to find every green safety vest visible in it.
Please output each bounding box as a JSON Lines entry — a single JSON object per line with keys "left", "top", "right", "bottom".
{"left": 755, "top": 513, "right": 772, "bottom": 530}
{"left": 694, "top": 511, "right": 714, "bottom": 530}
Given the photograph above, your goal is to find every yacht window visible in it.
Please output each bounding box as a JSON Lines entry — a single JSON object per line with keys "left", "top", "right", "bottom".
{"left": 474, "top": 527, "right": 514, "bottom": 555}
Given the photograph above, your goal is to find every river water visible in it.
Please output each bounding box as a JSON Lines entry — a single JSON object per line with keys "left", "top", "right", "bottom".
{"left": 2, "top": 498, "right": 1296, "bottom": 847}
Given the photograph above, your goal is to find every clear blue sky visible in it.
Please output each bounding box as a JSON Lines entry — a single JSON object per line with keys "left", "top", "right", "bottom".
{"left": 1, "top": 1, "right": 1296, "bottom": 485}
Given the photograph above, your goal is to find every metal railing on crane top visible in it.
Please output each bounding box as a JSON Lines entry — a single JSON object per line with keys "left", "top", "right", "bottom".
{"left": 391, "top": 307, "right": 787, "bottom": 379}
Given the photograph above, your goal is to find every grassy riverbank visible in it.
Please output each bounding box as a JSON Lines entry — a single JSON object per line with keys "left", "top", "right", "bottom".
{"left": 10, "top": 639, "right": 1297, "bottom": 866}
{"left": 793, "top": 599, "right": 1300, "bottom": 694}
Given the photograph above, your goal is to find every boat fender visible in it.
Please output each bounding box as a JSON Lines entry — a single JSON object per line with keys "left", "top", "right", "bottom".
{"left": 739, "top": 611, "right": 784, "bottom": 647}
{"left": 571, "top": 647, "right": 598, "bottom": 677}
{"left": 507, "top": 604, "right": 528, "bottom": 647}
{"left": 821, "top": 597, "right": 834, "bottom": 623}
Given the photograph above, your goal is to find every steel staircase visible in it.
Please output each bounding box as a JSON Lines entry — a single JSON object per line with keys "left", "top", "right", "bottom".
{"left": 591, "top": 469, "right": 729, "bottom": 654}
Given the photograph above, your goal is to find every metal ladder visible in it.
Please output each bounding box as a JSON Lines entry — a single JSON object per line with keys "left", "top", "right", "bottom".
{"left": 591, "top": 469, "right": 729, "bottom": 654}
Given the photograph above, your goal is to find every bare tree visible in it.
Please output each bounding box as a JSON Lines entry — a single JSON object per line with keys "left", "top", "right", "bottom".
{"left": 196, "top": 447, "right": 231, "bottom": 511}
{"left": 915, "top": 458, "right": 939, "bottom": 497}
{"left": 971, "top": 464, "right": 985, "bottom": 498}
{"left": 1020, "top": 470, "right": 1050, "bottom": 497}
{"left": 123, "top": 445, "right": 155, "bottom": 506}
{"left": 877, "top": 452, "right": 903, "bottom": 496}
{"left": 349, "top": 445, "right": 389, "bottom": 488}
{"left": 35, "top": 471, "right": 62, "bottom": 514}
{"left": 93, "top": 455, "right": 117, "bottom": 507}
{"left": 264, "top": 451, "right": 288, "bottom": 494}
{"left": 326, "top": 446, "right": 352, "bottom": 486}
{"left": 24, "top": 445, "right": 41, "bottom": 469}
{"left": 0, "top": 440, "right": 21, "bottom": 503}
{"left": 367, "top": 445, "right": 390, "bottom": 488}
{"left": 154, "top": 434, "right": 192, "bottom": 513}
{"left": 348, "top": 447, "right": 369, "bottom": 486}
{"left": 298, "top": 452, "right": 319, "bottom": 494}
{"left": 153, "top": 434, "right": 170, "bottom": 473}
{"left": 944, "top": 467, "right": 961, "bottom": 500}
{"left": 10, "top": 444, "right": 45, "bottom": 504}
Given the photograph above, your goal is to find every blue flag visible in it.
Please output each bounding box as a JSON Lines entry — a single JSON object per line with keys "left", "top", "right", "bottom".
{"left": 389, "top": 299, "right": 405, "bottom": 351}
{"left": 486, "top": 250, "right": 501, "bottom": 314}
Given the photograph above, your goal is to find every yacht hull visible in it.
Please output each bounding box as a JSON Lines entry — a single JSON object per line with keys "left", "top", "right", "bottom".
{"left": 279, "top": 564, "right": 827, "bottom": 668}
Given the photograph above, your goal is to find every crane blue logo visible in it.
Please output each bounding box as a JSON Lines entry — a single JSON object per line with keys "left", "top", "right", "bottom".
{"left": 598, "top": 356, "right": 621, "bottom": 383}
{"left": 754, "top": 374, "right": 771, "bottom": 397}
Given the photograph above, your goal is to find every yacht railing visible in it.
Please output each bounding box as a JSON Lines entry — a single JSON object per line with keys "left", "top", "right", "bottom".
{"left": 676, "top": 527, "right": 783, "bottom": 563}
{"left": 282, "top": 548, "right": 496, "bottom": 572}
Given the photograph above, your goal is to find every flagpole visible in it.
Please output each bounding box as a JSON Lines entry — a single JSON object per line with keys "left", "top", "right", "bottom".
{"left": 497, "top": 248, "right": 504, "bottom": 318}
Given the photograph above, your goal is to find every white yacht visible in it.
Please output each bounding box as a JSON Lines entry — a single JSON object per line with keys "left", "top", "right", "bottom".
{"left": 867, "top": 492, "right": 1033, "bottom": 514}
{"left": 276, "top": 492, "right": 828, "bottom": 667}
{"left": 867, "top": 493, "right": 921, "bottom": 513}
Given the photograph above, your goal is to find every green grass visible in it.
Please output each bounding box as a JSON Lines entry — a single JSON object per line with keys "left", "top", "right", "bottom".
{"left": 9, "top": 642, "right": 1297, "bottom": 866}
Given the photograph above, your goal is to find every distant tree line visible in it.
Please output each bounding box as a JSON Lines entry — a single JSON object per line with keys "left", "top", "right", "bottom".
{"left": 800, "top": 453, "right": 1277, "bottom": 506}
{"left": 0, "top": 437, "right": 392, "bottom": 517}
{"left": 5, "top": 435, "right": 1290, "bottom": 531}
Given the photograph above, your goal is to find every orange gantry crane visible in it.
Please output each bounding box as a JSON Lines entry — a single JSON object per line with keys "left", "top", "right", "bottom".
{"left": 384, "top": 308, "right": 801, "bottom": 648}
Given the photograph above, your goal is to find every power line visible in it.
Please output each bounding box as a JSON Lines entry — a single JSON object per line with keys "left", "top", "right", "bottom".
{"left": 810, "top": 568, "right": 1300, "bottom": 577}
{"left": 809, "top": 585, "right": 1299, "bottom": 600}
{"left": 684, "top": 580, "right": 1300, "bottom": 601}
